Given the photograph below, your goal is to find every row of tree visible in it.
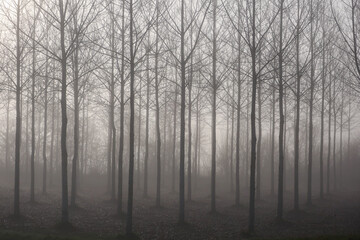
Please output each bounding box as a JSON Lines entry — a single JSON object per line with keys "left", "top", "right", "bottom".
{"left": 0, "top": 0, "right": 359, "bottom": 236}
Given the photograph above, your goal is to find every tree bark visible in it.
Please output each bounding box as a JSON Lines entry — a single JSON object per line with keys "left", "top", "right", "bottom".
{"left": 14, "top": 0, "right": 22, "bottom": 217}
{"left": 277, "top": 0, "right": 284, "bottom": 220}
{"left": 179, "top": 0, "right": 186, "bottom": 224}
{"left": 143, "top": 37, "right": 150, "bottom": 198}
{"left": 249, "top": 0, "right": 257, "bottom": 232}
{"left": 210, "top": 0, "right": 217, "bottom": 214}
{"left": 294, "top": 0, "right": 301, "bottom": 210}
{"left": 327, "top": 61, "right": 332, "bottom": 194}
{"left": 59, "top": 0, "right": 69, "bottom": 224}
{"left": 155, "top": 0, "right": 162, "bottom": 207}
{"left": 126, "top": 0, "right": 135, "bottom": 234}
{"left": 307, "top": 0, "right": 315, "bottom": 205}
{"left": 43, "top": 49, "right": 49, "bottom": 195}
{"left": 117, "top": 0, "right": 125, "bottom": 216}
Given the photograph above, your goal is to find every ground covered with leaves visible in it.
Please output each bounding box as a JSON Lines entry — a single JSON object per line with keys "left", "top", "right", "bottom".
{"left": 0, "top": 184, "right": 359, "bottom": 240}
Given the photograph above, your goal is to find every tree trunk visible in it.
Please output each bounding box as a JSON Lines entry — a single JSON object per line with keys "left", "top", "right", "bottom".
{"left": 249, "top": 0, "right": 257, "bottom": 232}
{"left": 271, "top": 78, "right": 275, "bottom": 196}
{"left": 194, "top": 88, "right": 199, "bottom": 190}
{"left": 71, "top": 25, "right": 80, "bottom": 206}
{"left": 143, "top": 37, "right": 150, "bottom": 198}
{"left": 347, "top": 100, "right": 350, "bottom": 163}
{"left": 277, "top": 0, "right": 284, "bottom": 220}
{"left": 126, "top": 0, "right": 135, "bottom": 234}
{"left": 6, "top": 91, "right": 10, "bottom": 170}
{"left": 327, "top": 63, "right": 332, "bottom": 194}
{"left": 43, "top": 51, "right": 49, "bottom": 195}
{"left": 14, "top": 0, "right": 22, "bottom": 217}
{"left": 230, "top": 80, "right": 235, "bottom": 193}
{"left": 155, "top": 0, "right": 162, "bottom": 207}
{"left": 235, "top": 9, "right": 241, "bottom": 205}
{"left": 210, "top": 0, "right": 217, "bottom": 214}
{"left": 30, "top": 1, "right": 36, "bottom": 204}
{"left": 294, "top": 0, "right": 301, "bottom": 210}
{"left": 320, "top": 14, "right": 326, "bottom": 199}
{"left": 59, "top": 0, "right": 69, "bottom": 224}
{"left": 172, "top": 77, "right": 178, "bottom": 193}
{"left": 256, "top": 75, "right": 262, "bottom": 201}
{"left": 339, "top": 85, "right": 344, "bottom": 189}
{"left": 117, "top": 0, "right": 125, "bottom": 216}
{"left": 187, "top": 56, "right": 193, "bottom": 201}
{"left": 332, "top": 80, "right": 337, "bottom": 191}
{"left": 307, "top": 0, "right": 314, "bottom": 205}
{"left": 137, "top": 80, "right": 142, "bottom": 190}
{"left": 111, "top": 28, "right": 117, "bottom": 201}
{"left": 50, "top": 71, "right": 56, "bottom": 187}
{"left": 179, "top": 0, "right": 186, "bottom": 224}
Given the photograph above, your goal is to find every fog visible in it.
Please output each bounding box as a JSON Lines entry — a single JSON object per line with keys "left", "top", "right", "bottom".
{"left": 0, "top": 0, "right": 360, "bottom": 239}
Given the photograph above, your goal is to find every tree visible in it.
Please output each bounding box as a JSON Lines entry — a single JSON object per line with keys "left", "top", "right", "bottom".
{"left": 307, "top": 0, "right": 315, "bottom": 206}
{"left": 35, "top": 0, "right": 98, "bottom": 224}
{"left": 155, "top": 0, "right": 162, "bottom": 208}
{"left": 210, "top": 0, "right": 217, "bottom": 214}
{"left": 14, "top": 0, "right": 22, "bottom": 217}
{"left": 277, "top": 0, "right": 285, "bottom": 220}
{"left": 117, "top": 0, "right": 126, "bottom": 216}
{"left": 163, "top": 0, "right": 210, "bottom": 223}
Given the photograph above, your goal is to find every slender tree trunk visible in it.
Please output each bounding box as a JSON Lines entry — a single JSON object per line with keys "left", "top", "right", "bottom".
{"left": 143, "top": 38, "right": 150, "bottom": 198}
{"left": 43, "top": 51, "right": 49, "bottom": 195}
{"left": 14, "top": 0, "right": 22, "bottom": 217}
{"left": 117, "top": 0, "right": 125, "bottom": 216}
{"left": 6, "top": 91, "right": 10, "bottom": 170}
{"left": 107, "top": 114, "right": 112, "bottom": 194}
{"left": 137, "top": 80, "right": 142, "bottom": 190}
{"left": 197, "top": 113, "right": 201, "bottom": 180}
{"left": 126, "top": 0, "right": 135, "bottom": 234}
{"left": 172, "top": 78, "right": 178, "bottom": 193}
{"left": 30, "top": 1, "right": 36, "bottom": 203}
{"left": 163, "top": 85, "right": 168, "bottom": 186}
{"left": 226, "top": 97, "right": 229, "bottom": 186}
{"left": 71, "top": 21, "right": 80, "bottom": 206}
{"left": 327, "top": 64, "right": 332, "bottom": 194}
{"left": 320, "top": 15, "right": 326, "bottom": 199}
{"left": 230, "top": 80, "right": 234, "bottom": 192}
{"left": 179, "top": 0, "right": 186, "bottom": 224}
{"left": 80, "top": 87, "right": 86, "bottom": 184}
{"left": 59, "top": 0, "right": 69, "bottom": 224}
{"left": 277, "top": 0, "right": 284, "bottom": 220}
{"left": 36, "top": 110, "right": 42, "bottom": 167}
{"left": 307, "top": 0, "right": 315, "bottom": 205}
{"left": 155, "top": 1, "right": 162, "bottom": 207}
{"left": 347, "top": 100, "right": 350, "bottom": 167}
{"left": 55, "top": 87, "right": 60, "bottom": 176}
{"left": 246, "top": 84, "right": 249, "bottom": 189}
{"left": 339, "top": 86, "right": 344, "bottom": 189}
{"left": 333, "top": 81, "right": 337, "bottom": 191}
{"left": 26, "top": 97, "right": 29, "bottom": 176}
{"left": 210, "top": 0, "right": 217, "bottom": 214}
{"left": 235, "top": 9, "right": 241, "bottom": 205}
{"left": 187, "top": 55, "right": 193, "bottom": 201}
{"left": 249, "top": 0, "right": 257, "bottom": 232}
{"left": 111, "top": 51, "right": 117, "bottom": 202}
{"left": 256, "top": 76, "right": 262, "bottom": 201}
{"left": 283, "top": 86, "right": 287, "bottom": 192}
{"left": 271, "top": 78, "right": 275, "bottom": 196}
{"left": 194, "top": 88, "right": 199, "bottom": 190}
{"left": 294, "top": 0, "right": 301, "bottom": 210}
{"left": 50, "top": 72, "right": 56, "bottom": 187}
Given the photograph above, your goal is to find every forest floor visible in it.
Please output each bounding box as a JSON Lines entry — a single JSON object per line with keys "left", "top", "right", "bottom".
{"left": 0, "top": 184, "right": 359, "bottom": 240}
